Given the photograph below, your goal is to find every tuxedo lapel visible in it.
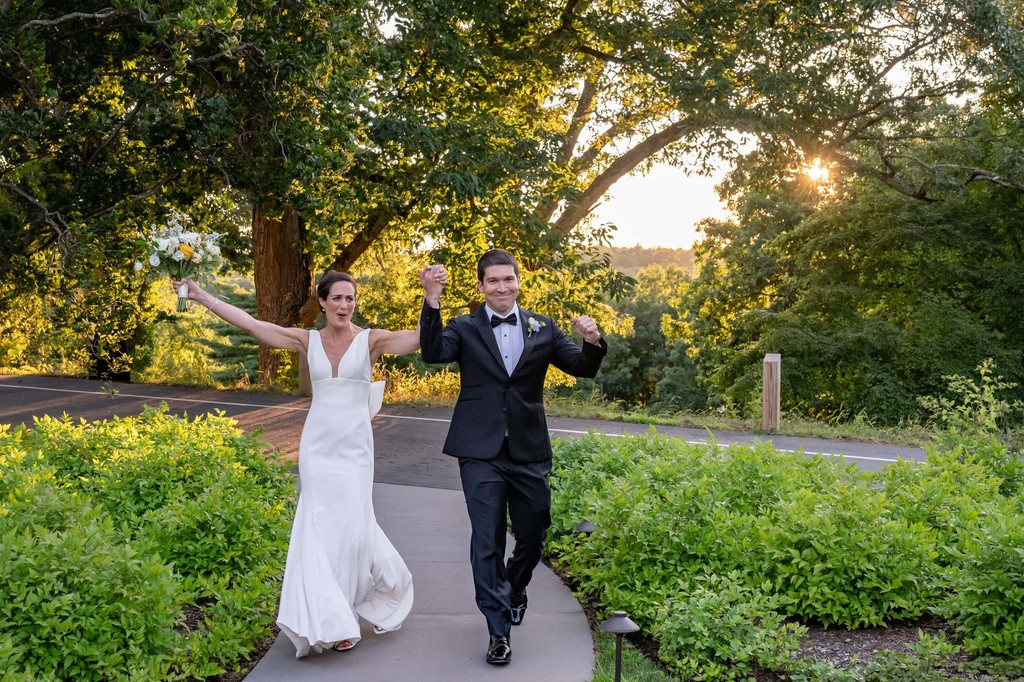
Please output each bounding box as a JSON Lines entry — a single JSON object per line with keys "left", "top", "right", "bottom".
{"left": 472, "top": 307, "right": 506, "bottom": 371}
{"left": 510, "top": 308, "right": 539, "bottom": 377}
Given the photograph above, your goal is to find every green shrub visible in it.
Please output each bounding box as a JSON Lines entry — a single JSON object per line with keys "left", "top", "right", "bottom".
{"left": 551, "top": 438, "right": 772, "bottom": 621}
{"left": 949, "top": 436, "right": 1024, "bottom": 499}
{"left": 943, "top": 504, "right": 1024, "bottom": 657}
{"left": 652, "top": 572, "right": 805, "bottom": 682}
{"left": 548, "top": 430, "right": 678, "bottom": 539}
{"left": 757, "top": 483, "right": 941, "bottom": 627}
{"left": 919, "top": 358, "right": 1023, "bottom": 437}
{"left": 549, "top": 412, "right": 1024, "bottom": 678}
{"left": 0, "top": 409, "right": 295, "bottom": 681}
{"left": 878, "top": 449, "right": 1000, "bottom": 552}
{"left": 139, "top": 479, "right": 291, "bottom": 584}
{"left": 0, "top": 466, "right": 179, "bottom": 681}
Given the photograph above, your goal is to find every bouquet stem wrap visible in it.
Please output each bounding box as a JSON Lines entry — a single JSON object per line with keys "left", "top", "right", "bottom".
{"left": 176, "top": 283, "right": 190, "bottom": 312}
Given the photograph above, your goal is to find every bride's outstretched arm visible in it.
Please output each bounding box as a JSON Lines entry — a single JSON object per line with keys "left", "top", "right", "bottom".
{"left": 172, "top": 278, "right": 307, "bottom": 353}
{"left": 370, "top": 327, "right": 419, "bottom": 361}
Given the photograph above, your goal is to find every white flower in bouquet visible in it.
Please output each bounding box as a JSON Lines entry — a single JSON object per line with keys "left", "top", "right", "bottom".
{"left": 139, "top": 212, "right": 223, "bottom": 312}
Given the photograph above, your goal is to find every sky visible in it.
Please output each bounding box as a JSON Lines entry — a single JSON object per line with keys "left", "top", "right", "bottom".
{"left": 591, "top": 163, "right": 731, "bottom": 251}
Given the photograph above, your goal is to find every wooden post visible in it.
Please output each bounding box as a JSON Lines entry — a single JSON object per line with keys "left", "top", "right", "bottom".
{"left": 762, "top": 353, "right": 781, "bottom": 432}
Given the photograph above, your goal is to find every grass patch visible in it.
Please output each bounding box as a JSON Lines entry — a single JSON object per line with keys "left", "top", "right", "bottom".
{"left": 593, "top": 630, "right": 674, "bottom": 682}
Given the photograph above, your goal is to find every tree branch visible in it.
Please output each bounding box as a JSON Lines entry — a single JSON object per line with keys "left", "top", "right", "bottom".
{"left": 579, "top": 45, "right": 630, "bottom": 64}
{"left": 889, "top": 154, "right": 1024, "bottom": 192}
{"left": 298, "top": 199, "right": 420, "bottom": 325}
{"left": 553, "top": 119, "right": 693, "bottom": 233}
{"left": 0, "top": 181, "right": 71, "bottom": 235}
{"left": 18, "top": 9, "right": 122, "bottom": 32}
{"left": 561, "top": 69, "right": 603, "bottom": 166}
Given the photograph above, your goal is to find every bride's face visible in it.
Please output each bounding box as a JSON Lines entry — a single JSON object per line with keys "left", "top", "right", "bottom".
{"left": 320, "top": 280, "right": 356, "bottom": 327}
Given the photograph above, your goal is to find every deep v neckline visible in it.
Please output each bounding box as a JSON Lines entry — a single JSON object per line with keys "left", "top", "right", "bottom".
{"left": 319, "top": 328, "right": 366, "bottom": 379}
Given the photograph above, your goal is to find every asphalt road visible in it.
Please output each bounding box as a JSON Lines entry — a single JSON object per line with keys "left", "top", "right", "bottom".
{"left": 0, "top": 374, "right": 927, "bottom": 489}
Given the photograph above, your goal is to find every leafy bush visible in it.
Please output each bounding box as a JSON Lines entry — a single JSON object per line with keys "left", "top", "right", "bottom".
{"left": 0, "top": 408, "right": 295, "bottom": 680}
{"left": 0, "top": 460, "right": 179, "bottom": 681}
{"left": 548, "top": 427, "right": 1022, "bottom": 678}
{"left": 878, "top": 445, "right": 1004, "bottom": 573}
{"left": 551, "top": 433, "right": 941, "bottom": 629}
{"left": 943, "top": 504, "right": 1024, "bottom": 657}
{"left": 757, "top": 484, "right": 942, "bottom": 627}
{"left": 652, "top": 572, "right": 805, "bottom": 682}
{"left": 919, "top": 359, "right": 1023, "bottom": 437}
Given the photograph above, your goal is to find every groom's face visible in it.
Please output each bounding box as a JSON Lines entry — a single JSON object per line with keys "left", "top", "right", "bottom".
{"left": 478, "top": 264, "right": 519, "bottom": 315}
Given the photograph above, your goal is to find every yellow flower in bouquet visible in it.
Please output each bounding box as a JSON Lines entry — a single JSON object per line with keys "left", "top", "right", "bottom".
{"left": 137, "top": 212, "right": 223, "bottom": 312}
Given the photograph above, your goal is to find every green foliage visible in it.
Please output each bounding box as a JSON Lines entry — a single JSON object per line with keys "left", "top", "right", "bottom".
{"left": 920, "top": 359, "right": 1024, "bottom": 439}
{"left": 758, "top": 485, "right": 941, "bottom": 627}
{"left": 568, "top": 264, "right": 705, "bottom": 410}
{"left": 552, "top": 434, "right": 939, "bottom": 629}
{"left": 876, "top": 449, "right": 1001, "bottom": 568}
{"left": 135, "top": 276, "right": 259, "bottom": 388}
{"left": 134, "top": 311, "right": 229, "bottom": 388}
{"left": 652, "top": 573, "right": 805, "bottom": 682}
{"left": 0, "top": 459, "right": 179, "bottom": 681}
{"left": 943, "top": 504, "right": 1024, "bottom": 657}
{"left": 549, "top": 417, "right": 1024, "bottom": 678}
{"left": 678, "top": 103, "right": 1024, "bottom": 425}
{"left": 0, "top": 408, "right": 295, "bottom": 680}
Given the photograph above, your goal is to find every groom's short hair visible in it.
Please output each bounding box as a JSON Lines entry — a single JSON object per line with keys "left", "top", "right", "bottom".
{"left": 477, "top": 249, "right": 519, "bottom": 281}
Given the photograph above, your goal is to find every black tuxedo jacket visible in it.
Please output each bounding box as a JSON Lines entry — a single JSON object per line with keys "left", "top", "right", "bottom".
{"left": 419, "top": 302, "right": 608, "bottom": 463}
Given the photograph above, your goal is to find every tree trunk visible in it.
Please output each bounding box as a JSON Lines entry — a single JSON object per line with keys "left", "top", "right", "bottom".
{"left": 296, "top": 204, "right": 411, "bottom": 327}
{"left": 252, "top": 203, "right": 311, "bottom": 383}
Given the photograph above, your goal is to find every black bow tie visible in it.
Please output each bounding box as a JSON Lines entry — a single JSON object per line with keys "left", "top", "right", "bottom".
{"left": 490, "top": 313, "right": 518, "bottom": 327}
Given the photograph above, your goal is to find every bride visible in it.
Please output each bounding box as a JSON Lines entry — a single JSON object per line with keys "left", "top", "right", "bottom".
{"left": 174, "top": 268, "right": 444, "bottom": 656}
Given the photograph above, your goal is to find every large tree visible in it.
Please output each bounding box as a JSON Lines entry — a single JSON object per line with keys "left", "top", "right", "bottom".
{"left": 311, "top": 0, "right": 1024, "bottom": 306}
{"left": 6, "top": 0, "right": 1023, "bottom": 382}
{"left": 676, "top": 101, "right": 1024, "bottom": 422}
{"left": 1, "top": 0, "right": 372, "bottom": 378}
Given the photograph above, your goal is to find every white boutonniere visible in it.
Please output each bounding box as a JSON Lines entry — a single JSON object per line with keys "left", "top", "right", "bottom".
{"left": 527, "top": 317, "right": 545, "bottom": 337}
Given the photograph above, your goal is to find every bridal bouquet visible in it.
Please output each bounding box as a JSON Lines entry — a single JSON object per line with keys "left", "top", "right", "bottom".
{"left": 137, "top": 212, "right": 222, "bottom": 312}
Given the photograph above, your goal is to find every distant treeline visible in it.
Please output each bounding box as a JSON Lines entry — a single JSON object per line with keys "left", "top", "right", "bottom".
{"left": 604, "top": 245, "right": 695, "bottom": 276}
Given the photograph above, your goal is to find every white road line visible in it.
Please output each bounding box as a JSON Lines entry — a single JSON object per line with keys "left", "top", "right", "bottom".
{"left": 0, "top": 383, "right": 310, "bottom": 412}
{"left": 1, "top": 382, "right": 904, "bottom": 462}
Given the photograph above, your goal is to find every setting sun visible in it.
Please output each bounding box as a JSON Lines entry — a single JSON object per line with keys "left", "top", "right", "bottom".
{"left": 804, "top": 158, "right": 831, "bottom": 183}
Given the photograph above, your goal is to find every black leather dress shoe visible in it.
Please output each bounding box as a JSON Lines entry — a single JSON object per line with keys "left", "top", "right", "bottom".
{"left": 486, "top": 635, "right": 512, "bottom": 665}
{"left": 510, "top": 589, "right": 528, "bottom": 626}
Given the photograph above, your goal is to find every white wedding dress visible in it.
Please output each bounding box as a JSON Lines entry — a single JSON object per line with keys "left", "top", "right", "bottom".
{"left": 277, "top": 328, "right": 413, "bottom": 657}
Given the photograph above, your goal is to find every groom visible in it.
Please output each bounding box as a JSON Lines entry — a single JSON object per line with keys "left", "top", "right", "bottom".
{"left": 419, "top": 249, "right": 607, "bottom": 665}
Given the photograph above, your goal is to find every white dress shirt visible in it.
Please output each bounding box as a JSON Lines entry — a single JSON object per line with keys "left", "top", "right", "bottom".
{"left": 485, "top": 303, "right": 524, "bottom": 376}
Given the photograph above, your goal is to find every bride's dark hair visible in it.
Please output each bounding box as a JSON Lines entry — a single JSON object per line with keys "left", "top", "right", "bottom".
{"left": 316, "top": 271, "right": 356, "bottom": 301}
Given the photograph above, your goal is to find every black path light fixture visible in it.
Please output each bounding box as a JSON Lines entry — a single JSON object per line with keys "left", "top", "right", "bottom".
{"left": 600, "top": 610, "right": 640, "bottom": 682}
{"left": 575, "top": 519, "right": 596, "bottom": 535}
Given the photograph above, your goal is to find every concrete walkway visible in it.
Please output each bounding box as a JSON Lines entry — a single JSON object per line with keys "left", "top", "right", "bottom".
{"left": 246, "top": 483, "right": 595, "bottom": 682}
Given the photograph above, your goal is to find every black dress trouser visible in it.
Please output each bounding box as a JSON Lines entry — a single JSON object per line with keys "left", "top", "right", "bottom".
{"left": 458, "top": 439, "right": 552, "bottom": 637}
